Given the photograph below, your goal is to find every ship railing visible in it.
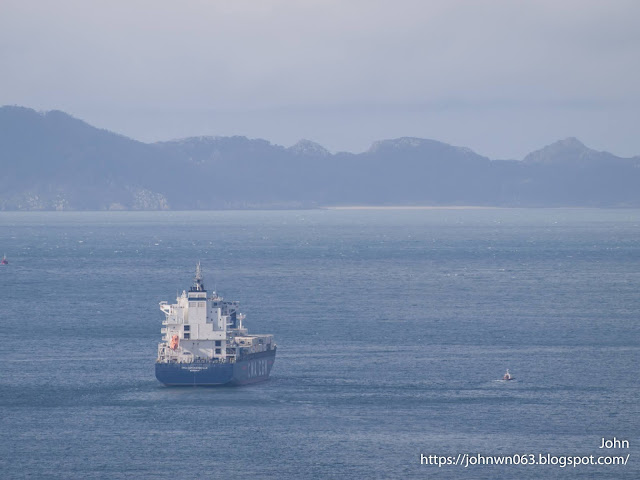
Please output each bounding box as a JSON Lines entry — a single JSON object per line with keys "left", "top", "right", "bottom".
{"left": 157, "top": 352, "right": 235, "bottom": 365}
{"left": 174, "top": 357, "right": 231, "bottom": 365}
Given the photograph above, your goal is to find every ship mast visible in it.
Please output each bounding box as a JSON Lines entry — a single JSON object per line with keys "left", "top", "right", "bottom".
{"left": 191, "top": 261, "right": 205, "bottom": 292}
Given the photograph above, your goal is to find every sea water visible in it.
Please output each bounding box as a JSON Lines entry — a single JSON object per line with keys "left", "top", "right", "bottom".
{"left": 0, "top": 209, "right": 638, "bottom": 479}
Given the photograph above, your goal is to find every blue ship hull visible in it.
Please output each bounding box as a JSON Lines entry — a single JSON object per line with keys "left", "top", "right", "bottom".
{"left": 155, "top": 349, "right": 276, "bottom": 386}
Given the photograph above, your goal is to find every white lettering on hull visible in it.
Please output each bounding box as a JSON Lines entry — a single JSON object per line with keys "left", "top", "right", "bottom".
{"left": 182, "top": 365, "right": 209, "bottom": 372}
{"left": 247, "top": 359, "right": 269, "bottom": 379}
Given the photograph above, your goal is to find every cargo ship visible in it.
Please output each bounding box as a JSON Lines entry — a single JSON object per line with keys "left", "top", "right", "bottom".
{"left": 155, "top": 263, "right": 276, "bottom": 386}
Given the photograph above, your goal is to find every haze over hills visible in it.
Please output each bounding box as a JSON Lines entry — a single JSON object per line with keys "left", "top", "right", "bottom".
{"left": 1, "top": 106, "right": 639, "bottom": 210}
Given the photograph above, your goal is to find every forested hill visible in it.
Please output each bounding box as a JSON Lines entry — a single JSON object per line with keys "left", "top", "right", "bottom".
{"left": 1, "top": 106, "right": 639, "bottom": 210}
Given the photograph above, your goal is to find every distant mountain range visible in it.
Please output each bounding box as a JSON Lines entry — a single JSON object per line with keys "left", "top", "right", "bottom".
{"left": 1, "top": 105, "right": 639, "bottom": 210}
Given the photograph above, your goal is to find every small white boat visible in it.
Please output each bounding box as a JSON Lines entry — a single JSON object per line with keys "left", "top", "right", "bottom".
{"left": 502, "top": 369, "right": 514, "bottom": 381}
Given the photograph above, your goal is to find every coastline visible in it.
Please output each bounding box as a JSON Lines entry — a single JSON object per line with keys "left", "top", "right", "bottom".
{"left": 323, "top": 205, "right": 506, "bottom": 210}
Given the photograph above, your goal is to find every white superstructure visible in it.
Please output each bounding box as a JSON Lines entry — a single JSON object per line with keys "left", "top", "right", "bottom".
{"left": 157, "top": 263, "right": 275, "bottom": 364}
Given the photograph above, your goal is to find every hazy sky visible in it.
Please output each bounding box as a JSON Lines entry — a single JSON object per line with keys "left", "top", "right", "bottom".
{"left": 1, "top": 0, "right": 639, "bottom": 159}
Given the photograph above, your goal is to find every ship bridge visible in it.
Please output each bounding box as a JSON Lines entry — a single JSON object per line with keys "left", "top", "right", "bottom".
{"left": 158, "top": 263, "right": 245, "bottom": 364}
